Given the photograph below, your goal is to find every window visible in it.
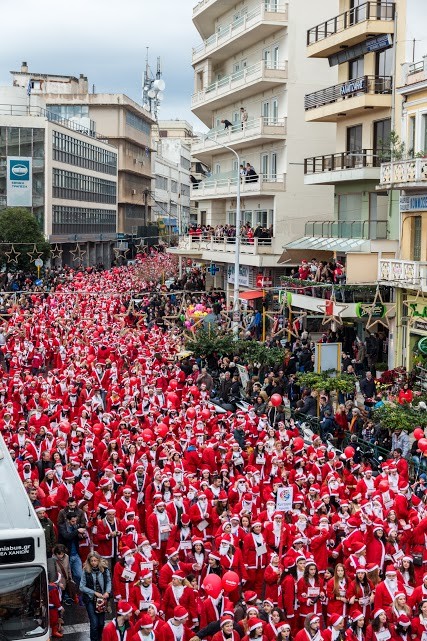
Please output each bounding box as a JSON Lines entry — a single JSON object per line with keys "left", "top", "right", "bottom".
{"left": 338, "top": 193, "right": 363, "bottom": 236}
{"left": 125, "top": 111, "right": 151, "bottom": 135}
{"left": 412, "top": 216, "right": 422, "bottom": 261}
{"left": 261, "top": 153, "right": 269, "bottom": 177}
{"left": 349, "top": 56, "right": 364, "bottom": 79}
{"left": 227, "top": 210, "right": 236, "bottom": 225}
{"left": 408, "top": 116, "right": 416, "bottom": 157}
{"left": 0, "top": 566, "right": 48, "bottom": 641}
{"left": 214, "top": 163, "right": 221, "bottom": 174}
{"left": 52, "top": 168, "right": 116, "bottom": 204}
{"left": 376, "top": 49, "right": 393, "bottom": 77}
{"left": 52, "top": 205, "right": 116, "bottom": 234}
{"left": 171, "top": 180, "right": 178, "bottom": 193}
{"left": 373, "top": 119, "right": 391, "bottom": 163}
{"left": 254, "top": 209, "right": 273, "bottom": 228}
{"left": 155, "top": 175, "right": 168, "bottom": 190}
{"left": 346, "top": 125, "right": 363, "bottom": 166}
{"left": 271, "top": 152, "right": 277, "bottom": 179}
{"left": 422, "top": 114, "right": 427, "bottom": 154}
{"left": 52, "top": 131, "right": 117, "bottom": 175}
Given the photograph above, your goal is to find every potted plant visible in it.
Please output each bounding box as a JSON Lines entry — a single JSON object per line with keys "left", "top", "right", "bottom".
{"left": 376, "top": 362, "right": 388, "bottom": 379}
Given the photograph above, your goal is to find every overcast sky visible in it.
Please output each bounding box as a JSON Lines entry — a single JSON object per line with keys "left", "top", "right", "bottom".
{"left": 0, "top": 0, "right": 427, "bottom": 133}
{"left": 0, "top": 0, "right": 199, "bottom": 125}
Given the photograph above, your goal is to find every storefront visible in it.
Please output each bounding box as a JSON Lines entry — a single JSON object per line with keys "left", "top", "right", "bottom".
{"left": 403, "top": 292, "right": 427, "bottom": 385}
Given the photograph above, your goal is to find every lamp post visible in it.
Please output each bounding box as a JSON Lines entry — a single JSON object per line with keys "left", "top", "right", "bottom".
{"left": 203, "top": 133, "right": 241, "bottom": 338}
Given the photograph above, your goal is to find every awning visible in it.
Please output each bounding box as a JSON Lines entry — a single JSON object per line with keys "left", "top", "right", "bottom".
{"left": 278, "top": 247, "right": 334, "bottom": 264}
{"left": 285, "top": 236, "right": 368, "bottom": 253}
{"left": 239, "top": 290, "right": 264, "bottom": 300}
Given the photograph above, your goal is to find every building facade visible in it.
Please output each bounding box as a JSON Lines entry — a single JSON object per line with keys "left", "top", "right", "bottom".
{"left": 10, "top": 64, "right": 154, "bottom": 237}
{"left": 378, "top": 56, "right": 427, "bottom": 375}
{"left": 0, "top": 85, "right": 118, "bottom": 266}
{"left": 170, "top": 0, "right": 338, "bottom": 296}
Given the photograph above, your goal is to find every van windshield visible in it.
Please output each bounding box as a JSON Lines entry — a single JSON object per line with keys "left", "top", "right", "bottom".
{"left": 0, "top": 566, "right": 48, "bottom": 640}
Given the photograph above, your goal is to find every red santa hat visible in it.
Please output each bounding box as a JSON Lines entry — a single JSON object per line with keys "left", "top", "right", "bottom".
{"left": 247, "top": 618, "right": 264, "bottom": 633}
{"left": 385, "top": 565, "right": 397, "bottom": 575}
{"left": 351, "top": 611, "right": 364, "bottom": 622}
{"left": 397, "top": 615, "right": 411, "bottom": 628}
{"left": 329, "top": 614, "right": 344, "bottom": 627}
{"left": 220, "top": 616, "right": 234, "bottom": 627}
{"left": 173, "top": 606, "right": 188, "bottom": 621}
{"left": 137, "top": 615, "right": 154, "bottom": 630}
{"left": 117, "top": 601, "right": 133, "bottom": 616}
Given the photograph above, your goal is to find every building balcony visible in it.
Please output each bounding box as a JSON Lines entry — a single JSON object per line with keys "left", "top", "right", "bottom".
{"left": 192, "top": 3, "right": 288, "bottom": 64}
{"left": 304, "top": 149, "right": 381, "bottom": 185}
{"left": 379, "top": 158, "right": 427, "bottom": 190}
{"left": 304, "top": 75, "right": 392, "bottom": 122}
{"left": 192, "top": 60, "right": 287, "bottom": 125}
{"left": 378, "top": 258, "right": 427, "bottom": 292}
{"left": 191, "top": 172, "right": 286, "bottom": 200}
{"left": 192, "top": 117, "right": 287, "bottom": 161}
{"left": 168, "top": 234, "right": 280, "bottom": 267}
{"left": 304, "top": 219, "right": 388, "bottom": 240}
{"left": 307, "top": 1, "right": 395, "bottom": 58}
{"left": 119, "top": 156, "right": 152, "bottom": 177}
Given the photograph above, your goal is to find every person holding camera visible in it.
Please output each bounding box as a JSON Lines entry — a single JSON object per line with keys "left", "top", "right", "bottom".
{"left": 80, "top": 552, "right": 112, "bottom": 641}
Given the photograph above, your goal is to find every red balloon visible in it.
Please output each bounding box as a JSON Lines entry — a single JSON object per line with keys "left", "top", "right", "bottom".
{"left": 169, "top": 379, "right": 178, "bottom": 390}
{"left": 201, "top": 408, "right": 211, "bottom": 421}
{"left": 202, "top": 573, "right": 222, "bottom": 598}
{"left": 221, "top": 571, "right": 239, "bottom": 593}
{"left": 93, "top": 425, "right": 103, "bottom": 438}
{"left": 142, "top": 429, "right": 154, "bottom": 441}
{"left": 157, "top": 423, "right": 168, "bottom": 438}
{"left": 189, "top": 385, "right": 200, "bottom": 397}
{"left": 378, "top": 480, "right": 389, "bottom": 492}
{"left": 293, "top": 437, "right": 304, "bottom": 451}
{"left": 414, "top": 427, "right": 425, "bottom": 441}
{"left": 167, "top": 392, "right": 180, "bottom": 408}
{"left": 187, "top": 407, "right": 197, "bottom": 420}
{"left": 59, "top": 423, "right": 70, "bottom": 435}
{"left": 418, "top": 438, "right": 427, "bottom": 453}
{"left": 344, "top": 446, "right": 355, "bottom": 459}
{"left": 271, "top": 393, "right": 283, "bottom": 407}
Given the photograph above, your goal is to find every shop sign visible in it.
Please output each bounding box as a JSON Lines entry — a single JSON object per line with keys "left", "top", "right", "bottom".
{"left": 355, "top": 302, "right": 386, "bottom": 319}
{"left": 418, "top": 337, "right": 427, "bottom": 355}
{"left": 340, "top": 77, "right": 365, "bottom": 96}
{"left": 400, "top": 195, "right": 427, "bottom": 212}
{"left": 278, "top": 291, "right": 292, "bottom": 306}
{"left": 256, "top": 274, "right": 272, "bottom": 288}
{"left": 227, "top": 265, "right": 250, "bottom": 288}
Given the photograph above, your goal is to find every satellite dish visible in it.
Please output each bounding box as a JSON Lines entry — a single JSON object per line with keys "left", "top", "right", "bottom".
{"left": 154, "top": 79, "right": 165, "bottom": 91}
{"left": 148, "top": 89, "right": 156, "bottom": 98}
{"left": 157, "top": 91, "right": 164, "bottom": 101}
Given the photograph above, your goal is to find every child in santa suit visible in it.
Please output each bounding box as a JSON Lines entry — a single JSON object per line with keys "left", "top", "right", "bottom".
{"left": 48, "top": 559, "right": 64, "bottom": 639}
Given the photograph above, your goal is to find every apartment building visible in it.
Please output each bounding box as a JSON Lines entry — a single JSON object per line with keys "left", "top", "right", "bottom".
{"left": 0, "top": 85, "right": 118, "bottom": 266}
{"left": 152, "top": 121, "right": 193, "bottom": 235}
{"left": 170, "top": 0, "right": 338, "bottom": 295}
{"left": 378, "top": 56, "right": 427, "bottom": 374}
{"left": 11, "top": 63, "right": 155, "bottom": 236}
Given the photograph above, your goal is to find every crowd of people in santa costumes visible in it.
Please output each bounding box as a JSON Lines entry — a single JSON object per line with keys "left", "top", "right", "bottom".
{"left": 1, "top": 263, "right": 427, "bottom": 641}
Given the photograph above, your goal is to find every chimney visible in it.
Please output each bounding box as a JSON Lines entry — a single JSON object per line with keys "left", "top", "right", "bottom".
{"left": 78, "top": 73, "right": 89, "bottom": 94}
{"left": 21, "top": 61, "right": 28, "bottom": 73}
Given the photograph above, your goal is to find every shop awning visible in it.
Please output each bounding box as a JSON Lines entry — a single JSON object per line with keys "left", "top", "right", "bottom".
{"left": 239, "top": 290, "right": 265, "bottom": 300}
{"left": 285, "top": 236, "right": 368, "bottom": 252}
{"left": 278, "top": 247, "right": 334, "bottom": 264}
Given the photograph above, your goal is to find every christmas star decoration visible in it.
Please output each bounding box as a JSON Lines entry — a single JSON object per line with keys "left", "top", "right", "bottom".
{"left": 365, "top": 286, "right": 396, "bottom": 331}
{"left": 135, "top": 239, "right": 148, "bottom": 254}
{"left": 403, "top": 288, "right": 427, "bottom": 328}
{"left": 50, "top": 244, "right": 63, "bottom": 260}
{"left": 26, "top": 244, "right": 43, "bottom": 262}
{"left": 316, "top": 294, "right": 348, "bottom": 326}
{"left": 4, "top": 244, "right": 21, "bottom": 265}
{"left": 70, "top": 244, "right": 86, "bottom": 263}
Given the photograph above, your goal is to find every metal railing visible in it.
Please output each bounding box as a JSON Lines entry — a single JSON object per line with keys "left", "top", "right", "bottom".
{"left": 408, "top": 60, "right": 424, "bottom": 75}
{"left": 182, "top": 234, "right": 274, "bottom": 255}
{"left": 193, "top": 0, "right": 283, "bottom": 16}
{"left": 0, "top": 104, "right": 108, "bottom": 141}
{"left": 192, "top": 60, "right": 287, "bottom": 106}
{"left": 192, "top": 117, "right": 287, "bottom": 151}
{"left": 304, "top": 219, "right": 388, "bottom": 240}
{"left": 192, "top": 172, "right": 284, "bottom": 194}
{"left": 307, "top": 1, "right": 395, "bottom": 45}
{"left": 304, "top": 75, "right": 392, "bottom": 111}
{"left": 193, "top": 3, "right": 288, "bottom": 57}
{"left": 305, "top": 149, "right": 383, "bottom": 173}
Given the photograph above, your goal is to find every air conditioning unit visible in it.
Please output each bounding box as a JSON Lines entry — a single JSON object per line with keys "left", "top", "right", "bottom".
{"left": 131, "top": 189, "right": 137, "bottom": 195}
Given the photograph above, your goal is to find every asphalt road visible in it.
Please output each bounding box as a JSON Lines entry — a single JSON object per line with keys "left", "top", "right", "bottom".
{"left": 61, "top": 601, "right": 114, "bottom": 641}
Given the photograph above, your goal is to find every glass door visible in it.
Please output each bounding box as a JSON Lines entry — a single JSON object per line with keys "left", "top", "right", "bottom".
{"left": 262, "top": 100, "right": 270, "bottom": 125}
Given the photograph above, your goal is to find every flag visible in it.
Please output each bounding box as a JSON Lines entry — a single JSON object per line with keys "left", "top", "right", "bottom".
{"left": 26, "top": 80, "right": 32, "bottom": 97}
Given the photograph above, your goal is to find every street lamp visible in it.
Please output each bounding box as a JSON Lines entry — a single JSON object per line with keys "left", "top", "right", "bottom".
{"left": 203, "top": 134, "right": 241, "bottom": 338}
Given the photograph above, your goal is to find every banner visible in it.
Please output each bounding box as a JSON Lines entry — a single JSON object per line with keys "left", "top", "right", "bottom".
{"left": 7, "top": 157, "right": 32, "bottom": 206}
{"left": 236, "top": 364, "right": 249, "bottom": 389}
{"left": 276, "top": 486, "right": 293, "bottom": 512}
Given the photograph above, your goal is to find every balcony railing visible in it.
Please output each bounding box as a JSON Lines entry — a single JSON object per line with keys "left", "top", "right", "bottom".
{"left": 305, "top": 149, "right": 382, "bottom": 174}
{"left": 192, "top": 172, "right": 285, "bottom": 196}
{"left": 379, "top": 258, "right": 427, "bottom": 290}
{"left": 179, "top": 234, "right": 274, "bottom": 255}
{"left": 192, "top": 60, "right": 287, "bottom": 107}
{"left": 305, "top": 219, "right": 388, "bottom": 239}
{"left": 307, "top": 1, "right": 395, "bottom": 46}
{"left": 193, "top": 3, "right": 288, "bottom": 59}
{"left": 193, "top": 117, "right": 287, "bottom": 152}
{"left": 380, "top": 158, "right": 427, "bottom": 186}
{"left": 304, "top": 76, "right": 392, "bottom": 111}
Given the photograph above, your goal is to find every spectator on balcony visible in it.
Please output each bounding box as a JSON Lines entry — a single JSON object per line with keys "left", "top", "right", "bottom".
{"left": 221, "top": 118, "right": 233, "bottom": 129}
{"left": 240, "top": 106, "right": 248, "bottom": 130}
{"left": 245, "top": 163, "right": 259, "bottom": 183}
{"left": 298, "top": 260, "right": 310, "bottom": 280}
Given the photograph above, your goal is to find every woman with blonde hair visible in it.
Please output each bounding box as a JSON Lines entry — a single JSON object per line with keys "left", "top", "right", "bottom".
{"left": 80, "top": 552, "right": 112, "bottom": 641}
